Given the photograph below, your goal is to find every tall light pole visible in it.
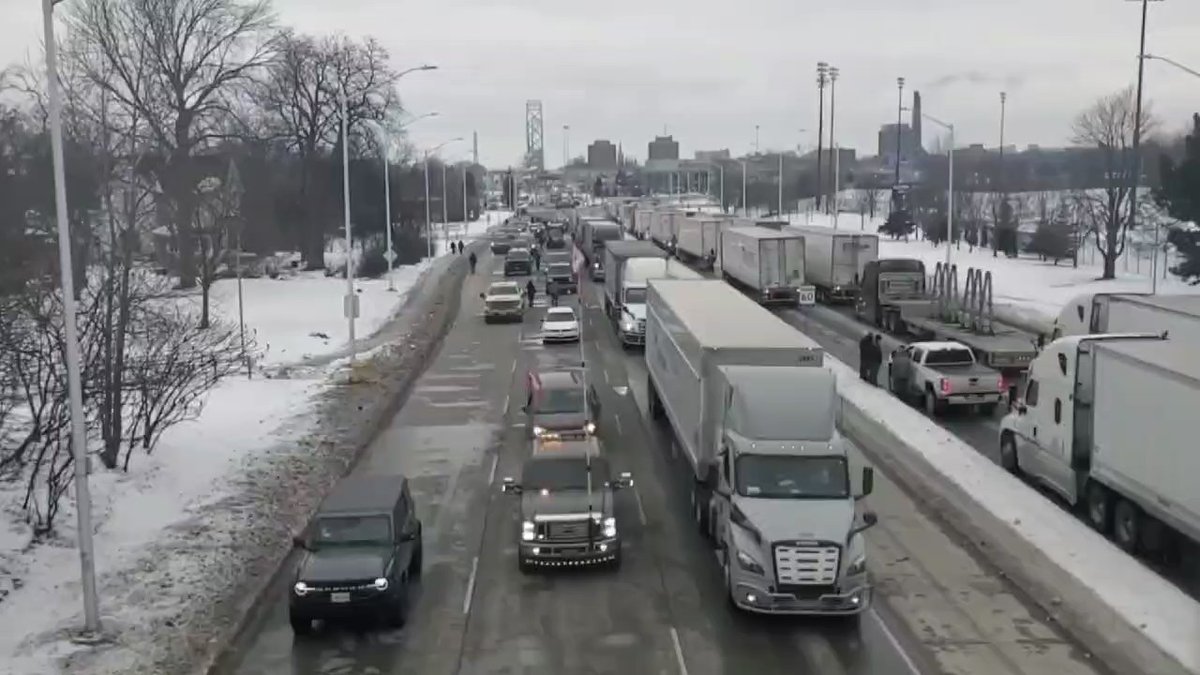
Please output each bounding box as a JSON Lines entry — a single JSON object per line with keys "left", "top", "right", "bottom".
{"left": 895, "top": 77, "right": 906, "bottom": 186}
{"left": 563, "top": 124, "right": 570, "bottom": 168}
{"left": 423, "top": 137, "right": 463, "bottom": 257}
{"left": 923, "top": 112, "right": 956, "bottom": 267}
{"left": 441, "top": 162, "right": 449, "bottom": 244}
{"left": 996, "top": 91, "right": 1007, "bottom": 257}
{"left": 462, "top": 164, "right": 470, "bottom": 233}
{"left": 719, "top": 163, "right": 725, "bottom": 213}
{"left": 816, "top": 62, "right": 829, "bottom": 212}
{"left": 1127, "top": 0, "right": 1163, "bottom": 289}
{"left": 372, "top": 111, "right": 437, "bottom": 291}
{"left": 339, "top": 86, "right": 357, "bottom": 364}
{"left": 754, "top": 125, "right": 760, "bottom": 154}
{"left": 777, "top": 153, "right": 784, "bottom": 218}
{"left": 741, "top": 159, "right": 748, "bottom": 216}
{"left": 827, "top": 66, "right": 839, "bottom": 214}
{"left": 44, "top": 0, "right": 100, "bottom": 638}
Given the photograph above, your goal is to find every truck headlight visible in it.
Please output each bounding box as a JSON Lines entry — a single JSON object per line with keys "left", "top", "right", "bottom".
{"left": 293, "top": 581, "right": 310, "bottom": 596}
{"left": 846, "top": 555, "right": 867, "bottom": 576}
{"left": 585, "top": 421, "right": 596, "bottom": 434}
{"left": 621, "top": 320, "right": 635, "bottom": 331}
{"left": 522, "top": 520, "right": 536, "bottom": 541}
{"left": 603, "top": 517, "right": 617, "bottom": 538}
{"left": 532, "top": 426, "right": 546, "bottom": 437}
{"left": 735, "top": 550, "right": 765, "bottom": 575}
{"left": 373, "top": 577, "right": 389, "bottom": 591}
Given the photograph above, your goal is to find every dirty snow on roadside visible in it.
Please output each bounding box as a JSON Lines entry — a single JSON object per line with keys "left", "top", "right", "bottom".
{"left": 829, "top": 353, "right": 1200, "bottom": 674}
{"left": 0, "top": 214, "right": 503, "bottom": 673}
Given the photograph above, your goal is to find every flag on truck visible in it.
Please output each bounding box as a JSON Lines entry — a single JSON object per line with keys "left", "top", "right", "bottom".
{"left": 572, "top": 245, "right": 586, "bottom": 277}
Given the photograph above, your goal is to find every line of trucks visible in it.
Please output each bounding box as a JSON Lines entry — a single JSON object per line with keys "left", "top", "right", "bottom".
{"left": 598, "top": 197, "right": 1200, "bottom": 597}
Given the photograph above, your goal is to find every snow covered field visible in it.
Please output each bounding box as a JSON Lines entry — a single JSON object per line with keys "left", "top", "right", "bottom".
{"left": 832, "top": 354, "right": 1200, "bottom": 674}
{"left": 0, "top": 213, "right": 503, "bottom": 673}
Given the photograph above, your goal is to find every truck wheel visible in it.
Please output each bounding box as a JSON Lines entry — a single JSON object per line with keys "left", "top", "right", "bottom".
{"left": 289, "top": 612, "right": 313, "bottom": 636}
{"left": 518, "top": 556, "right": 535, "bottom": 575}
{"left": 1112, "top": 499, "right": 1141, "bottom": 554}
{"left": 691, "top": 485, "right": 710, "bottom": 537}
{"left": 1086, "top": 482, "right": 1112, "bottom": 534}
{"left": 384, "top": 577, "right": 409, "bottom": 628}
{"left": 999, "top": 434, "right": 1021, "bottom": 475}
{"left": 923, "top": 390, "right": 941, "bottom": 417}
{"left": 648, "top": 378, "right": 665, "bottom": 421}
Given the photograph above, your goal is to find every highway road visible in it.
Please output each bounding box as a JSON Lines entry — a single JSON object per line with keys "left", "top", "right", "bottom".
{"left": 216, "top": 240, "right": 1106, "bottom": 675}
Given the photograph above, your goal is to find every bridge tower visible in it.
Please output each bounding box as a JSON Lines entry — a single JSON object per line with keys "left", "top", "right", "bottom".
{"left": 525, "top": 100, "right": 544, "bottom": 172}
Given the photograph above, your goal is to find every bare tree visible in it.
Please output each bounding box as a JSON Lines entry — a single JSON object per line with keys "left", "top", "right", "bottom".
{"left": 66, "top": 0, "right": 277, "bottom": 288}
{"left": 255, "top": 33, "right": 402, "bottom": 268}
{"left": 1071, "top": 86, "right": 1156, "bottom": 279}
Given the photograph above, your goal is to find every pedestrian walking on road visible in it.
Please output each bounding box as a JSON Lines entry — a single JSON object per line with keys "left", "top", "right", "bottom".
{"left": 532, "top": 247, "right": 542, "bottom": 270}
{"left": 525, "top": 279, "right": 537, "bottom": 308}
{"left": 468, "top": 251, "right": 477, "bottom": 274}
{"left": 548, "top": 282, "right": 559, "bottom": 307}
{"left": 858, "top": 333, "right": 873, "bottom": 382}
{"left": 458, "top": 239, "right": 465, "bottom": 254}
{"left": 868, "top": 335, "right": 884, "bottom": 385}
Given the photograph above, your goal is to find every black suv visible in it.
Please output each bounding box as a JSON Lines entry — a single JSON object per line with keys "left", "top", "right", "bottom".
{"left": 504, "top": 248, "right": 533, "bottom": 276}
{"left": 289, "top": 474, "right": 423, "bottom": 634}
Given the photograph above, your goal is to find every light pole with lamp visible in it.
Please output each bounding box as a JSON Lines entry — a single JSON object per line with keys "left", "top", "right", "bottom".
{"left": 423, "top": 137, "right": 463, "bottom": 258}
{"left": 43, "top": 0, "right": 101, "bottom": 638}
{"left": 1127, "top": 0, "right": 1163, "bottom": 289}
{"left": 563, "top": 124, "right": 570, "bottom": 168}
{"left": 894, "top": 77, "right": 906, "bottom": 187}
{"left": 372, "top": 111, "right": 437, "bottom": 291}
{"left": 816, "top": 62, "right": 829, "bottom": 212}
{"left": 827, "top": 66, "right": 839, "bottom": 214}
{"left": 741, "top": 159, "right": 748, "bottom": 216}
{"left": 1144, "top": 53, "right": 1200, "bottom": 79}
{"left": 921, "top": 111, "right": 956, "bottom": 267}
{"left": 338, "top": 86, "right": 358, "bottom": 364}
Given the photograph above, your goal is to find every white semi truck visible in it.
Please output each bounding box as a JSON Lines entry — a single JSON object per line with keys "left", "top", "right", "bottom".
{"left": 676, "top": 216, "right": 733, "bottom": 269}
{"left": 645, "top": 279, "right": 877, "bottom": 616}
{"left": 1052, "top": 292, "right": 1200, "bottom": 343}
{"left": 784, "top": 226, "right": 878, "bottom": 304}
{"left": 999, "top": 334, "right": 1200, "bottom": 558}
{"left": 719, "top": 226, "right": 814, "bottom": 306}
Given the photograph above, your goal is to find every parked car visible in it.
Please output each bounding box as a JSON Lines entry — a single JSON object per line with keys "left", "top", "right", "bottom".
{"left": 887, "top": 341, "right": 1006, "bottom": 416}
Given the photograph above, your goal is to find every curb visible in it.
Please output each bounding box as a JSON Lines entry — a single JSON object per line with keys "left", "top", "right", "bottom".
{"left": 837, "top": 397, "right": 1191, "bottom": 675}
{"left": 199, "top": 253, "right": 471, "bottom": 675}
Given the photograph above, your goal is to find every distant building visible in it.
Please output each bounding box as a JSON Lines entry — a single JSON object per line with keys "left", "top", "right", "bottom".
{"left": 587, "top": 140, "right": 618, "bottom": 169}
{"left": 648, "top": 135, "right": 679, "bottom": 161}
{"left": 878, "top": 123, "right": 919, "bottom": 166}
{"left": 695, "top": 149, "right": 731, "bottom": 161}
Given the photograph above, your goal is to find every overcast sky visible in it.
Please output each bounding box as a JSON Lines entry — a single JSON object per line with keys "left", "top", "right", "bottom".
{"left": 4, "top": 0, "right": 1199, "bottom": 168}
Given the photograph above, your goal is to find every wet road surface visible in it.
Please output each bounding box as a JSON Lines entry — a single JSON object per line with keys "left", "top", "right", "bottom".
{"left": 218, "top": 241, "right": 1106, "bottom": 675}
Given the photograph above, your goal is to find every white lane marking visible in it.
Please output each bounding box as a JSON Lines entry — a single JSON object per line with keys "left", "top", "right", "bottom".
{"left": 502, "top": 392, "right": 510, "bottom": 414}
{"left": 602, "top": 369, "right": 609, "bottom": 383}
{"left": 509, "top": 360, "right": 517, "bottom": 376}
{"left": 488, "top": 455, "right": 499, "bottom": 485}
{"left": 869, "top": 608, "right": 922, "bottom": 675}
{"left": 669, "top": 626, "right": 689, "bottom": 675}
{"left": 614, "top": 413, "right": 622, "bottom": 434}
{"left": 463, "top": 556, "right": 479, "bottom": 615}
{"left": 633, "top": 486, "right": 648, "bottom": 526}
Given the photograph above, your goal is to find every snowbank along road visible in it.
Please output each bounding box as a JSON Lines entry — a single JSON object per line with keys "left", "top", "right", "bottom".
{"left": 213, "top": 240, "right": 1107, "bottom": 675}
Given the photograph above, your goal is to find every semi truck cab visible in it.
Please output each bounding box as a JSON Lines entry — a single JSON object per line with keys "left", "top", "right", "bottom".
{"left": 705, "top": 366, "right": 877, "bottom": 616}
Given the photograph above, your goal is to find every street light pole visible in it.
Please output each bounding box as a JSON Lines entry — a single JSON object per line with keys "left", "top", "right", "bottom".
{"left": 563, "top": 125, "right": 570, "bottom": 167}
{"left": 816, "top": 62, "right": 828, "bottom": 213}
{"left": 755, "top": 124, "right": 760, "bottom": 154}
{"left": 777, "top": 153, "right": 783, "bottom": 218}
{"left": 1129, "top": 0, "right": 1159, "bottom": 290}
{"left": 374, "top": 111, "right": 436, "bottom": 291}
{"left": 424, "top": 151, "right": 432, "bottom": 259}
{"left": 462, "top": 165, "right": 469, "bottom": 234}
{"left": 719, "top": 164, "right": 725, "bottom": 213}
{"left": 1144, "top": 53, "right": 1200, "bottom": 79}
{"left": 441, "top": 162, "right": 449, "bottom": 245}
{"left": 340, "top": 87, "right": 356, "bottom": 363}
{"left": 44, "top": 0, "right": 101, "bottom": 637}
{"left": 741, "top": 160, "right": 748, "bottom": 216}
{"left": 827, "top": 66, "right": 839, "bottom": 214}
{"left": 895, "top": 77, "right": 905, "bottom": 186}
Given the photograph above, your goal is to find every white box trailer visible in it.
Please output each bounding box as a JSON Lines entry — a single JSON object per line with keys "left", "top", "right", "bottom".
{"left": 614, "top": 258, "right": 702, "bottom": 346}
{"left": 633, "top": 208, "right": 656, "bottom": 238}
{"left": 1053, "top": 292, "right": 1200, "bottom": 343}
{"left": 649, "top": 210, "right": 681, "bottom": 249}
{"left": 1090, "top": 338, "right": 1200, "bottom": 547}
{"left": 603, "top": 240, "right": 668, "bottom": 321}
{"left": 676, "top": 216, "right": 733, "bottom": 268}
{"left": 644, "top": 279, "right": 824, "bottom": 478}
{"left": 720, "top": 226, "right": 814, "bottom": 306}
{"left": 785, "top": 226, "right": 878, "bottom": 304}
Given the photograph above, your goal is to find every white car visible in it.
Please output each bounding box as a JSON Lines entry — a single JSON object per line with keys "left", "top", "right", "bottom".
{"left": 541, "top": 307, "right": 580, "bottom": 343}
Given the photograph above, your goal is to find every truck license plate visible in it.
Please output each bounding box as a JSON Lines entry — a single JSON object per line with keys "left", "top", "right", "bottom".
{"left": 797, "top": 286, "right": 817, "bottom": 306}
{"left": 330, "top": 592, "right": 350, "bottom": 604}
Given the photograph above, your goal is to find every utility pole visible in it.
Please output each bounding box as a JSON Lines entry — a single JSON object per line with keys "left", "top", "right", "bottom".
{"left": 563, "top": 124, "right": 570, "bottom": 168}
{"left": 1130, "top": 0, "right": 1158, "bottom": 290}
{"left": 741, "top": 160, "right": 748, "bottom": 216}
{"left": 827, "top": 66, "right": 839, "bottom": 214}
{"left": 44, "top": 0, "right": 101, "bottom": 637}
{"left": 755, "top": 125, "right": 760, "bottom": 154}
{"left": 442, "top": 162, "right": 449, "bottom": 244}
{"left": 816, "top": 62, "right": 829, "bottom": 212}
{"left": 719, "top": 164, "right": 725, "bottom": 213}
{"left": 777, "top": 153, "right": 784, "bottom": 217}
{"left": 340, "top": 86, "right": 357, "bottom": 364}
{"left": 424, "top": 151, "right": 433, "bottom": 259}
{"left": 995, "top": 90, "right": 1007, "bottom": 257}
{"left": 382, "top": 135, "right": 395, "bottom": 291}
{"left": 462, "top": 166, "right": 469, "bottom": 233}
{"left": 895, "top": 77, "right": 906, "bottom": 186}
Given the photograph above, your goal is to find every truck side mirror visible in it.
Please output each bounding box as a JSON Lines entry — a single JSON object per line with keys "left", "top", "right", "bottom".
{"left": 858, "top": 466, "right": 875, "bottom": 499}
{"left": 615, "top": 471, "right": 634, "bottom": 489}
{"left": 292, "top": 534, "right": 308, "bottom": 550}
{"left": 478, "top": 292, "right": 485, "bottom": 299}
{"left": 861, "top": 511, "right": 878, "bottom": 529}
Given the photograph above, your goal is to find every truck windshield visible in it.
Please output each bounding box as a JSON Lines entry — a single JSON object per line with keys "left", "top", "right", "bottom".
{"left": 549, "top": 264, "right": 571, "bottom": 277}
{"left": 624, "top": 287, "right": 647, "bottom": 304}
{"left": 735, "top": 455, "right": 849, "bottom": 499}
{"left": 535, "top": 387, "right": 585, "bottom": 414}
{"left": 311, "top": 515, "right": 392, "bottom": 547}
{"left": 523, "top": 457, "right": 610, "bottom": 491}
{"left": 925, "top": 348, "right": 975, "bottom": 365}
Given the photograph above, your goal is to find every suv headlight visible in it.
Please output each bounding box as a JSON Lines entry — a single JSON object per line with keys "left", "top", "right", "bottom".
{"left": 373, "top": 577, "right": 389, "bottom": 591}
{"left": 293, "top": 581, "right": 310, "bottom": 596}
{"left": 735, "top": 550, "right": 765, "bottom": 575}
{"left": 846, "top": 555, "right": 867, "bottom": 576}
{"left": 522, "top": 520, "right": 536, "bottom": 541}
{"left": 603, "top": 517, "right": 617, "bottom": 538}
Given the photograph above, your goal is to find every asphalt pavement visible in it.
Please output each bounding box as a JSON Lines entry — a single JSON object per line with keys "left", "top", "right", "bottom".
{"left": 216, "top": 242, "right": 1106, "bottom": 675}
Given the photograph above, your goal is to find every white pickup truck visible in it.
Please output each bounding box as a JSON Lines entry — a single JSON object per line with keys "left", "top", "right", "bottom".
{"left": 886, "top": 341, "right": 1006, "bottom": 417}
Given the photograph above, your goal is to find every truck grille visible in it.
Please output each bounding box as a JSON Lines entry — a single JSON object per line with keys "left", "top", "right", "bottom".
{"left": 488, "top": 299, "right": 521, "bottom": 310}
{"left": 541, "top": 519, "right": 592, "bottom": 541}
{"left": 773, "top": 542, "right": 840, "bottom": 586}
{"left": 636, "top": 319, "right": 646, "bottom": 334}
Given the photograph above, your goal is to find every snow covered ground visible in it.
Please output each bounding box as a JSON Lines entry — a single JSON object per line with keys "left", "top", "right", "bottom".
{"left": 831, "top": 354, "right": 1200, "bottom": 674}
{"left": 0, "top": 212, "right": 504, "bottom": 673}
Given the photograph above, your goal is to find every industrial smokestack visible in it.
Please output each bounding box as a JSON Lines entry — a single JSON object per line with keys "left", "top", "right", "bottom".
{"left": 912, "top": 91, "right": 923, "bottom": 155}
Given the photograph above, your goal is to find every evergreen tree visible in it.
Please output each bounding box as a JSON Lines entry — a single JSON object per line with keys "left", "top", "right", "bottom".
{"left": 879, "top": 210, "right": 915, "bottom": 239}
{"left": 1025, "top": 219, "right": 1074, "bottom": 264}
{"left": 1155, "top": 113, "right": 1200, "bottom": 284}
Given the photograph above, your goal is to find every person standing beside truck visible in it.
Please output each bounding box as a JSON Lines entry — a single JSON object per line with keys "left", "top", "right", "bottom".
{"left": 858, "top": 333, "right": 873, "bottom": 381}
{"left": 869, "top": 335, "right": 884, "bottom": 384}
{"left": 468, "top": 251, "right": 477, "bottom": 274}
{"left": 525, "top": 279, "right": 537, "bottom": 308}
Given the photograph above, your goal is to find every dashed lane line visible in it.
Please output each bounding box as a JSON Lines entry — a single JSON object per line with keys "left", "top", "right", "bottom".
{"left": 669, "top": 626, "right": 690, "bottom": 675}
{"left": 462, "top": 555, "right": 479, "bottom": 615}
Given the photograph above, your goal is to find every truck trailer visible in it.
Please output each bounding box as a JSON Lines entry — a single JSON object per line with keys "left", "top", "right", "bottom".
{"left": 719, "top": 226, "right": 814, "bottom": 306}
{"left": 999, "top": 334, "right": 1200, "bottom": 559}
{"left": 611, "top": 257, "right": 701, "bottom": 347}
{"left": 644, "top": 279, "right": 876, "bottom": 616}
{"left": 785, "top": 226, "right": 878, "bottom": 304}
{"left": 603, "top": 240, "right": 668, "bottom": 321}
{"left": 677, "top": 216, "right": 735, "bottom": 269}
{"left": 1053, "top": 292, "right": 1200, "bottom": 343}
